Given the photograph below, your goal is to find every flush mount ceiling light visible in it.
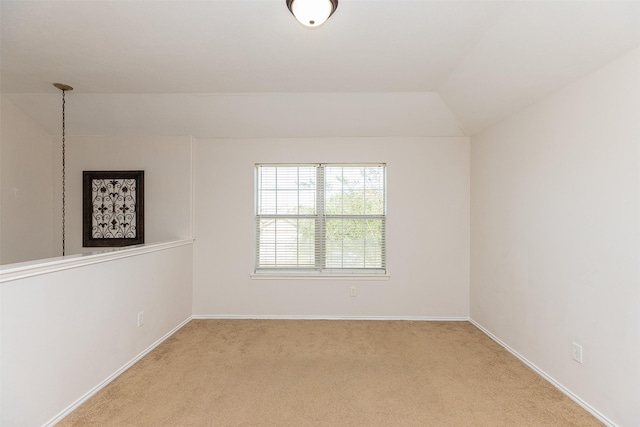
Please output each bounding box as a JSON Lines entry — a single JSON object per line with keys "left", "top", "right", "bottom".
{"left": 286, "top": 0, "right": 338, "bottom": 28}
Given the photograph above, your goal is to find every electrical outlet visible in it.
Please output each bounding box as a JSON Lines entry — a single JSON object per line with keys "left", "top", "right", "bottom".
{"left": 137, "top": 311, "right": 144, "bottom": 327}
{"left": 572, "top": 342, "right": 583, "bottom": 363}
{"left": 350, "top": 286, "right": 357, "bottom": 297}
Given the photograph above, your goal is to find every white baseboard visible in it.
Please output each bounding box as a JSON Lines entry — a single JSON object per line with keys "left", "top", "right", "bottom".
{"left": 44, "top": 316, "right": 193, "bottom": 427}
{"left": 469, "top": 318, "right": 616, "bottom": 427}
{"left": 192, "top": 314, "right": 469, "bottom": 321}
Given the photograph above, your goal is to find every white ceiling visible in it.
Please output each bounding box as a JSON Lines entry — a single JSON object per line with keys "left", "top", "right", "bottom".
{"left": 2, "top": 0, "right": 639, "bottom": 137}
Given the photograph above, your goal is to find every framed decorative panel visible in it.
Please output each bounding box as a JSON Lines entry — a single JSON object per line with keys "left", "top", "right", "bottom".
{"left": 83, "top": 171, "right": 144, "bottom": 247}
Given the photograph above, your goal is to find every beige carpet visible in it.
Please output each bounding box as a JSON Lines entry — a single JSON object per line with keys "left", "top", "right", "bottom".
{"left": 59, "top": 320, "right": 601, "bottom": 426}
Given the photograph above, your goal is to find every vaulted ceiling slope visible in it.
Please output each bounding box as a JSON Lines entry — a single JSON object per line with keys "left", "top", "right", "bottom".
{"left": 2, "top": 1, "right": 639, "bottom": 137}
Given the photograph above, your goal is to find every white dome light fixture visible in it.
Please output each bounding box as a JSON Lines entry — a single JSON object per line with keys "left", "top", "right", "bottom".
{"left": 286, "top": 0, "right": 338, "bottom": 28}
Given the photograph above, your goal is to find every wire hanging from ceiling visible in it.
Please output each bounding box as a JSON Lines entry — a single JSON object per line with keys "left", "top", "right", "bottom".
{"left": 54, "top": 83, "right": 73, "bottom": 256}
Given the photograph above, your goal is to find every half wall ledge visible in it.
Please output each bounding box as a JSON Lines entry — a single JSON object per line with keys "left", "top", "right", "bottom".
{"left": 0, "top": 239, "right": 195, "bottom": 284}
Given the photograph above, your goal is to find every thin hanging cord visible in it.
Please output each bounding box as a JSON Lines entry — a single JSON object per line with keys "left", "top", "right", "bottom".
{"left": 62, "top": 89, "right": 66, "bottom": 256}
{"left": 54, "top": 83, "right": 73, "bottom": 256}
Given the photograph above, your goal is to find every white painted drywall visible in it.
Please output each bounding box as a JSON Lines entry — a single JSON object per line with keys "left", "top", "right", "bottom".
{"left": 470, "top": 48, "right": 640, "bottom": 426}
{"left": 1, "top": 242, "right": 193, "bottom": 426}
{"left": 6, "top": 92, "right": 466, "bottom": 139}
{"left": 54, "top": 135, "right": 193, "bottom": 256}
{"left": 192, "top": 137, "right": 470, "bottom": 318}
{"left": 0, "top": 97, "right": 55, "bottom": 264}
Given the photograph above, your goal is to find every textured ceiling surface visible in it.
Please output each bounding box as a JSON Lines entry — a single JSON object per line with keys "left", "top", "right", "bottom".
{"left": 2, "top": 1, "right": 639, "bottom": 137}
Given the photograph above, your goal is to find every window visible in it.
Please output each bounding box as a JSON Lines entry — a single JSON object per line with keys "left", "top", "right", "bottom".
{"left": 255, "top": 164, "right": 386, "bottom": 274}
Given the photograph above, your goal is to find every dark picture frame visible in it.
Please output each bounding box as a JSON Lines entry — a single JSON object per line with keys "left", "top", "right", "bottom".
{"left": 83, "top": 170, "right": 144, "bottom": 247}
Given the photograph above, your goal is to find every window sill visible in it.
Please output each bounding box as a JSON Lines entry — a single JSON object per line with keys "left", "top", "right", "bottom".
{"left": 250, "top": 273, "right": 390, "bottom": 281}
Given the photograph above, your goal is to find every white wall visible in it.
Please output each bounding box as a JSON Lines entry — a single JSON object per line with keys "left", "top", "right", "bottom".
{"left": 470, "top": 48, "right": 640, "bottom": 426}
{"left": 193, "top": 137, "right": 470, "bottom": 318}
{"left": 0, "top": 97, "right": 55, "bottom": 264}
{"left": 57, "top": 135, "right": 193, "bottom": 255}
{"left": 1, "top": 241, "right": 193, "bottom": 426}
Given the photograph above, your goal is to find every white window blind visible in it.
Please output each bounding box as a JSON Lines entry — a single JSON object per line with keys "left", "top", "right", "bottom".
{"left": 255, "top": 164, "right": 386, "bottom": 274}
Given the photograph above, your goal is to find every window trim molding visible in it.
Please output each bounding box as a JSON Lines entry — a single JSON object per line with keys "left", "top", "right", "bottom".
{"left": 250, "top": 273, "right": 390, "bottom": 281}
{"left": 255, "top": 163, "right": 387, "bottom": 275}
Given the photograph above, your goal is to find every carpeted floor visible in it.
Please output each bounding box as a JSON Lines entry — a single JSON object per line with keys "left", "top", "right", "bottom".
{"left": 59, "top": 319, "right": 602, "bottom": 426}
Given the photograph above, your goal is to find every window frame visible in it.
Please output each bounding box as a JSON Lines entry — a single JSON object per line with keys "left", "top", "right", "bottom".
{"left": 254, "top": 163, "right": 387, "bottom": 277}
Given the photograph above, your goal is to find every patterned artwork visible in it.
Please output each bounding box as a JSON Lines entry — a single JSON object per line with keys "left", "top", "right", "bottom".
{"left": 83, "top": 171, "right": 144, "bottom": 247}
{"left": 91, "top": 178, "right": 138, "bottom": 238}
